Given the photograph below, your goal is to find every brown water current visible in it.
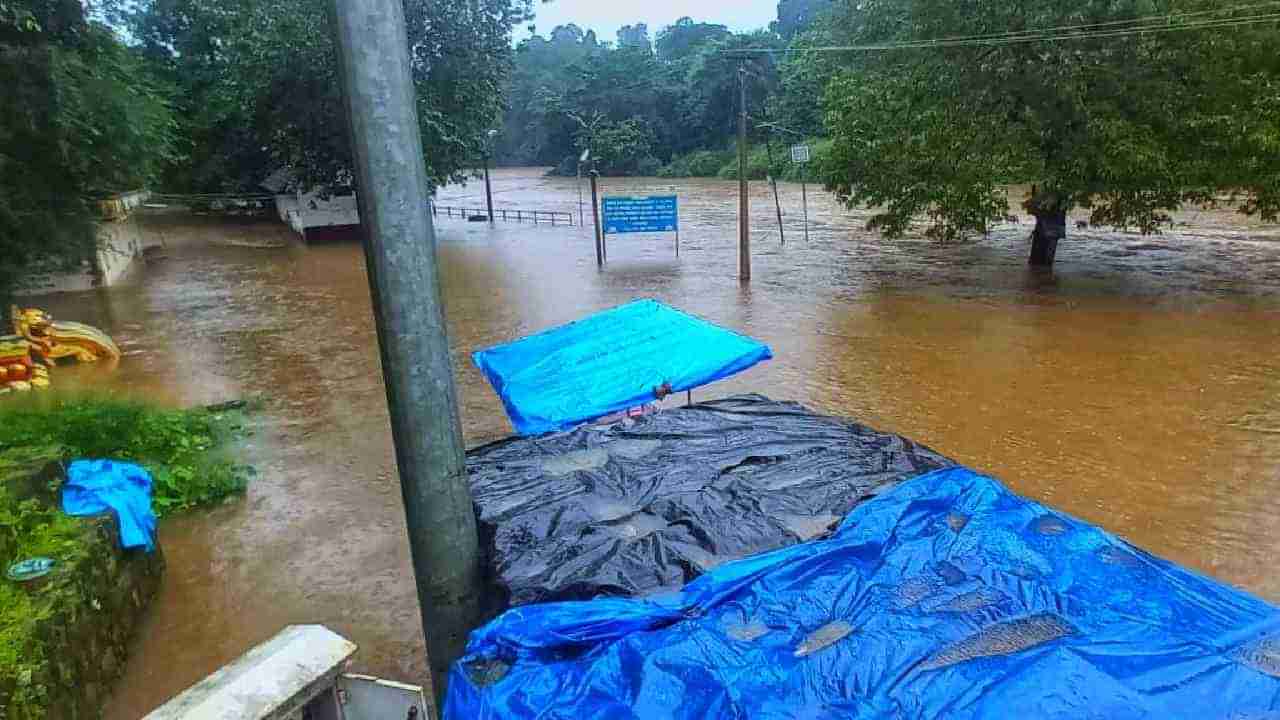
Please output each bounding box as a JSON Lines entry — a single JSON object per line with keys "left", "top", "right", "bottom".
{"left": 25, "top": 168, "right": 1280, "bottom": 716}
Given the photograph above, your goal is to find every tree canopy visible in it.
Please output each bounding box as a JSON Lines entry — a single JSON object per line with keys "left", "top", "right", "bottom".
{"left": 495, "top": 19, "right": 784, "bottom": 175}
{"left": 129, "top": 0, "right": 531, "bottom": 193}
{"left": 1, "top": 0, "right": 176, "bottom": 294}
{"left": 814, "top": 0, "right": 1280, "bottom": 262}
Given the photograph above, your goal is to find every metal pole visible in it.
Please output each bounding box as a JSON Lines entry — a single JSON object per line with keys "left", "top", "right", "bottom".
{"left": 801, "top": 164, "right": 810, "bottom": 243}
{"left": 590, "top": 171, "right": 603, "bottom": 267}
{"left": 483, "top": 156, "right": 495, "bottom": 224}
{"left": 578, "top": 163, "right": 585, "bottom": 227}
{"left": 770, "top": 175, "right": 785, "bottom": 245}
{"left": 737, "top": 63, "right": 751, "bottom": 281}
{"left": 330, "top": 0, "right": 480, "bottom": 705}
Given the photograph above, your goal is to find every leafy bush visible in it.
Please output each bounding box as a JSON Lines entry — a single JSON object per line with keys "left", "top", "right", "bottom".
{"left": 0, "top": 397, "right": 253, "bottom": 516}
{"left": 657, "top": 150, "right": 735, "bottom": 178}
{"left": 714, "top": 139, "right": 834, "bottom": 182}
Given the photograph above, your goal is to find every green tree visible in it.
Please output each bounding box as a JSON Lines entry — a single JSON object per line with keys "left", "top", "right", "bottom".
{"left": 772, "top": 0, "right": 832, "bottom": 40}
{"left": 818, "top": 0, "right": 1280, "bottom": 265}
{"left": 1, "top": 0, "right": 176, "bottom": 295}
{"left": 655, "top": 17, "right": 729, "bottom": 62}
{"left": 130, "top": 0, "right": 531, "bottom": 193}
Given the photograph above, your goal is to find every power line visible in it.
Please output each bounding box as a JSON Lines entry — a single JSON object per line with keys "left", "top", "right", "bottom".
{"left": 720, "top": 9, "right": 1280, "bottom": 55}
{"left": 827, "top": 1, "right": 1280, "bottom": 49}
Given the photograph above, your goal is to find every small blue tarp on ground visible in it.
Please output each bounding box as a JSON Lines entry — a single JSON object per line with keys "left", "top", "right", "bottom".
{"left": 62, "top": 459, "right": 157, "bottom": 552}
{"left": 445, "top": 467, "right": 1280, "bottom": 719}
{"left": 472, "top": 300, "right": 773, "bottom": 435}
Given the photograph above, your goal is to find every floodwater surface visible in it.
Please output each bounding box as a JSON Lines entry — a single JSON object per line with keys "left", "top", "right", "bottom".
{"left": 27, "top": 168, "right": 1280, "bottom": 716}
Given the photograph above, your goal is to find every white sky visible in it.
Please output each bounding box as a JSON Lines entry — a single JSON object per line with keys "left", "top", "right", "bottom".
{"left": 519, "top": 0, "right": 779, "bottom": 43}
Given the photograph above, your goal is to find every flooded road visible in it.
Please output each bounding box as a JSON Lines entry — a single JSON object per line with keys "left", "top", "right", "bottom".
{"left": 34, "top": 169, "right": 1280, "bottom": 716}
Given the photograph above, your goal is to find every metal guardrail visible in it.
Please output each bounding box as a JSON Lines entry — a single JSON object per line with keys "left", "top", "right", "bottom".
{"left": 431, "top": 204, "right": 573, "bottom": 226}
{"left": 150, "top": 193, "right": 278, "bottom": 216}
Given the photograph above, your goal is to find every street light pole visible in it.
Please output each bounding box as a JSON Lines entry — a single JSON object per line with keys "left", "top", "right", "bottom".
{"left": 329, "top": 0, "right": 480, "bottom": 705}
{"left": 483, "top": 129, "right": 497, "bottom": 224}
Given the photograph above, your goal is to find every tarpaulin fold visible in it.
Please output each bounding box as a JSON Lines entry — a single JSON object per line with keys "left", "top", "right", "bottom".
{"left": 447, "top": 467, "right": 1280, "bottom": 719}
{"left": 62, "top": 459, "right": 157, "bottom": 552}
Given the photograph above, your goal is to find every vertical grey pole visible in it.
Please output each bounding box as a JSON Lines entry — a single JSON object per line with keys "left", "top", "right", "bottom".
{"left": 329, "top": 0, "right": 480, "bottom": 706}
{"left": 737, "top": 63, "right": 751, "bottom": 281}
{"left": 578, "top": 164, "right": 584, "bottom": 227}
{"left": 770, "top": 175, "right": 785, "bottom": 245}
{"left": 590, "top": 171, "right": 603, "bottom": 267}
{"left": 801, "top": 163, "right": 809, "bottom": 243}
{"left": 483, "top": 156, "right": 495, "bottom": 223}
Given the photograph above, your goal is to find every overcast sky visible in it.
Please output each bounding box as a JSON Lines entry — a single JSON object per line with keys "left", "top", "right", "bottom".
{"left": 519, "top": 0, "right": 779, "bottom": 43}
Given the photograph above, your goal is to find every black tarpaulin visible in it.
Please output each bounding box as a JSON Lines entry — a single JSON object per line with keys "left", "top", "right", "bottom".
{"left": 466, "top": 394, "right": 954, "bottom": 609}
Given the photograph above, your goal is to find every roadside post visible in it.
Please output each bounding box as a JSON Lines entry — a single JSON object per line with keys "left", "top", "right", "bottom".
{"left": 330, "top": 0, "right": 480, "bottom": 704}
{"left": 738, "top": 62, "right": 750, "bottom": 281}
{"left": 791, "top": 143, "right": 811, "bottom": 243}
{"left": 578, "top": 148, "right": 589, "bottom": 228}
{"left": 590, "top": 170, "right": 603, "bottom": 267}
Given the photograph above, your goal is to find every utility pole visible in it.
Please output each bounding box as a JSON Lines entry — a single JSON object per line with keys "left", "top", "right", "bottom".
{"left": 801, "top": 163, "right": 810, "bottom": 243}
{"left": 590, "top": 170, "right": 603, "bottom": 268}
{"left": 330, "top": 0, "right": 480, "bottom": 706}
{"left": 737, "top": 62, "right": 751, "bottom": 281}
{"left": 483, "top": 130, "right": 496, "bottom": 224}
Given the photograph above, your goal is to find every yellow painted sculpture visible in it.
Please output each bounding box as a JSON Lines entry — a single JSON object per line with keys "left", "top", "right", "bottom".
{"left": 1, "top": 306, "right": 120, "bottom": 393}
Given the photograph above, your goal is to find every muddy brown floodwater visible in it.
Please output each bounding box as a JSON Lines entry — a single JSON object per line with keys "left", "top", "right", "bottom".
{"left": 30, "top": 168, "right": 1280, "bottom": 717}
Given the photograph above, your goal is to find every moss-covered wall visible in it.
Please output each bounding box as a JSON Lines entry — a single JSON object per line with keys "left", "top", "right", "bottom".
{"left": 1, "top": 457, "right": 164, "bottom": 720}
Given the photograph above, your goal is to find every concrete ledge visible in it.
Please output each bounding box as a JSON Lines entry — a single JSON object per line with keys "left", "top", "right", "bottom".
{"left": 143, "top": 626, "right": 357, "bottom": 720}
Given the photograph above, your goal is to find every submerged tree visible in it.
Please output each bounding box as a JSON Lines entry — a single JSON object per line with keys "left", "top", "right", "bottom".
{"left": 818, "top": 0, "right": 1280, "bottom": 265}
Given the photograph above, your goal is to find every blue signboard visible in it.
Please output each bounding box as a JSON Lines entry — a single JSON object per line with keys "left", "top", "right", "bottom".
{"left": 602, "top": 195, "right": 678, "bottom": 235}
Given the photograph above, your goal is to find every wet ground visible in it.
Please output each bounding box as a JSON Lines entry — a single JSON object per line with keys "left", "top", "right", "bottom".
{"left": 28, "top": 168, "right": 1280, "bottom": 716}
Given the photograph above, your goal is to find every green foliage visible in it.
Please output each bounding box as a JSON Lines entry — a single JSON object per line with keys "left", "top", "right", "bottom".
{"left": 0, "top": 1, "right": 176, "bottom": 296}
{"left": 0, "top": 397, "right": 252, "bottom": 516}
{"left": 657, "top": 149, "right": 736, "bottom": 178}
{"left": 772, "top": 0, "right": 833, "bottom": 40}
{"left": 816, "top": 0, "right": 1280, "bottom": 242}
{"left": 496, "top": 21, "right": 785, "bottom": 174}
{"left": 656, "top": 17, "right": 729, "bottom": 62}
{"left": 0, "top": 396, "right": 251, "bottom": 714}
{"left": 130, "top": 0, "right": 532, "bottom": 193}
{"left": 585, "top": 118, "right": 661, "bottom": 176}
{"left": 0, "top": 458, "right": 87, "bottom": 715}
{"left": 659, "top": 138, "right": 831, "bottom": 181}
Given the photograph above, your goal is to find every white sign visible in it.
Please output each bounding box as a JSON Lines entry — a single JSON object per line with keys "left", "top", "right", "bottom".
{"left": 791, "top": 144, "right": 811, "bottom": 164}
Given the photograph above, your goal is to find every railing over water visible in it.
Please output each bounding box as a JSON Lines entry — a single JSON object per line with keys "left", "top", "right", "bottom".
{"left": 431, "top": 204, "right": 573, "bottom": 226}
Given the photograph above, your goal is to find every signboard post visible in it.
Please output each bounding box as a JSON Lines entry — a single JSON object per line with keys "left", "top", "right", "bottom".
{"left": 791, "top": 144, "right": 812, "bottom": 243}
{"left": 600, "top": 195, "right": 680, "bottom": 259}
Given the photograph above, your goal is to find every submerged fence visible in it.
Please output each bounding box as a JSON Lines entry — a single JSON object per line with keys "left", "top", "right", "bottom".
{"left": 431, "top": 204, "right": 573, "bottom": 226}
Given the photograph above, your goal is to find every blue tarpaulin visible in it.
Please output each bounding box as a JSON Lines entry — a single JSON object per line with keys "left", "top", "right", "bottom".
{"left": 62, "top": 460, "right": 157, "bottom": 552}
{"left": 445, "top": 467, "right": 1280, "bottom": 719}
{"left": 472, "top": 300, "right": 773, "bottom": 435}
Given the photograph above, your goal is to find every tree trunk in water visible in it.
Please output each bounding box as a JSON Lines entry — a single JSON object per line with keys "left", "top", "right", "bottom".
{"left": 1028, "top": 208, "right": 1067, "bottom": 267}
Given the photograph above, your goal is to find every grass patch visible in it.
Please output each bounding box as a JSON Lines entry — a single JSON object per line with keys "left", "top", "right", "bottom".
{"left": 0, "top": 467, "right": 91, "bottom": 715}
{"left": 0, "top": 396, "right": 253, "bottom": 516}
{"left": 0, "top": 398, "right": 252, "bottom": 714}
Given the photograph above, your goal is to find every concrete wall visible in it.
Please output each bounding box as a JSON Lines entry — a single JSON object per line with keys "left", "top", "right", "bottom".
{"left": 0, "top": 460, "right": 164, "bottom": 720}
{"left": 17, "top": 214, "right": 151, "bottom": 297}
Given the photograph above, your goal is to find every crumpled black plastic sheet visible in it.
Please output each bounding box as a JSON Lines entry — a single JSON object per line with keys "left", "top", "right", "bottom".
{"left": 466, "top": 394, "right": 954, "bottom": 608}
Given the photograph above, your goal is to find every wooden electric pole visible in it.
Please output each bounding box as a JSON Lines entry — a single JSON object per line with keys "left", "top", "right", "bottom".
{"left": 330, "top": 0, "right": 480, "bottom": 705}
{"left": 737, "top": 62, "right": 751, "bottom": 281}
